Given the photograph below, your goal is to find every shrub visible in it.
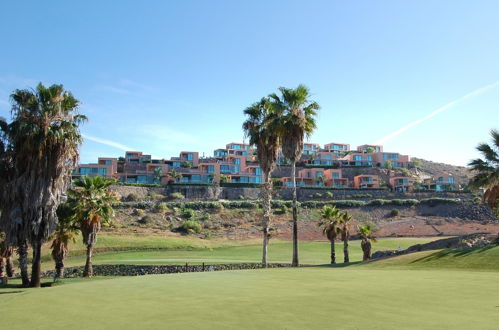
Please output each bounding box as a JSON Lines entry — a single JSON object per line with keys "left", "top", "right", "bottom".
{"left": 179, "top": 220, "right": 202, "bottom": 234}
{"left": 420, "top": 198, "right": 460, "bottom": 206}
{"left": 368, "top": 199, "right": 387, "bottom": 206}
{"left": 169, "top": 192, "right": 185, "bottom": 200}
{"left": 389, "top": 209, "right": 400, "bottom": 217}
{"left": 324, "top": 192, "right": 334, "bottom": 198}
{"left": 390, "top": 199, "right": 419, "bottom": 206}
{"left": 132, "top": 208, "right": 146, "bottom": 216}
{"left": 154, "top": 202, "right": 169, "bottom": 213}
{"left": 149, "top": 193, "right": 165, "bottom": 200}
{"left": 274, "top": 205, "right": 288, "bottom": 215}
{"left": 138, "top": 215, "right": 153, "bottom": 224}
{"left": 126, "top": 193, "right": 141, "bottom": 202}
{"left": 180, "top": 207, "right": 195, "bottom": 219}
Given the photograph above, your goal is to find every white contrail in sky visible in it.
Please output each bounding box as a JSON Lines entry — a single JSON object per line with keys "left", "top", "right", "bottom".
{"left": 82, "top": 134, "right": 135, "bottom": 151}
{"left": 374, "top": 81, "right": 499, "bottom": 145}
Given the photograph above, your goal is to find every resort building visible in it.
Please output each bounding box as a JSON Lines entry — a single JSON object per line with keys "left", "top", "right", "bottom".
{"left": 423, "top": 172, "right": 457, "bottom": 191}
{"left": 389, "top": 176, "right": 414, "bottom": 192}
{"left": 353, "top": 175, "right": 380, "bottom": 189}
{"left": 74, "top": 140, "right": 415, "bottom": 188}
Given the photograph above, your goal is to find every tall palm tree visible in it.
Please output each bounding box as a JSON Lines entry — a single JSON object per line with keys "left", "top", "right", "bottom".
{"left": 243, "top": 98, "right": 280, "bottom": 266}
{"left": 270, "top": 85, "right": 319, "bottom": 267}
{"left": 339, "top": 211, "right": 352, "bottom": 263}
{"left": 318, "top": 205, "right": 342, "bottom": 264}
{"left": 68, "top": 176, "right": 118, "bottom": 277}
{"left": 357, "top": 223, "right": 377, "bottom": 261}
{"left": 468, "top": 129, "right": 499, "bottom": 210}
{"left": 0, "top": 83, "right": 86, "bottom": 287}
{"left": 50, "top": 203, "right": 80, "bottom": 279}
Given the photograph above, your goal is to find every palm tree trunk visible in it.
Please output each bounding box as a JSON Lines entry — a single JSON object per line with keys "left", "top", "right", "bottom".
{"left": 0, "top": 257, "right": 6, "bottom": 285}
{"left": 18, "top": 241, "right": 30, "bottom": 287}
{"left": 291, "top": 161, "right": 299, "bottom": 267}
{"left": 361, "top": 239, "right": 371, "bottom": 261}
{"left": 330, "top": 240, "right": 336, "bottom": 264}
{"left": 6, "top": 256, "right": 15, "bottom": 277}
{"left": 261, "top": 172, "right": 272, "bottom": 267}
{"left": 343, "top": 239, "right": 349, "bottom": 263}
{"left": 55, "top": 257, "right": 65, "bottom": 279}
{"left": 30, "top": 240, "right": 42, "bottom": 287}
{"left": 84, "top": 243, "right": 94, "bottom": 277}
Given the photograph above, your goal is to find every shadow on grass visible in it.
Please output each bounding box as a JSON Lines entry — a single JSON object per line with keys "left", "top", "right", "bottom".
{"left": 315, "top": 261, "right": 363, "bottom": 268}
{"left": 410, "top": 245, "right": 497, "bottom": 264}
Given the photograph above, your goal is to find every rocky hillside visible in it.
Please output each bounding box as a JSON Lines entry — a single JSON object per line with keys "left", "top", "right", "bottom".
{"left": 411, "top": 158, "right": 473, "bottom": 186}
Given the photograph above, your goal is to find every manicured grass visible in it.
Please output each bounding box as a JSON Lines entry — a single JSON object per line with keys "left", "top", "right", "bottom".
{"left": 2, "top": 267, "right": 499, "bottom": 329}
{"left": 41, "top": 237, "right": 437, "bottom": 270}
{"left": 366, "top": 245, "right": 499, "bottom": 271}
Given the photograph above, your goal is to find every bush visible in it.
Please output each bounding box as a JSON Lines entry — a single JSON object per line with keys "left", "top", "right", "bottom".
{"left": 324, "top": 191, "right": 334, "bottom": 198}
{"left": 169, "top": 192, "right": 185, "bottom": 200}
{"left": 180, "top": 207, "right": 195, "bottom": 219}
{"left": 420, "top": 198, "right": 460, "bottom": 206}
{"left": 138, "top": 215, "right": 153, "bottom": 224}
{"left": 149, "top": 193, "right": 165, "bottom": 201}
{"left": 154, "top": 202, "right": 169, "bottom": 213}
{"left": 368, "top": 199, "right": 387, "bottom": 206}
{"left": 274, "top": 205, "right": 288, "bottom": 215}
{"left": 126, "top": 193, "right": 141, "bottom": 202}
{"left": 389, "top": 209, "right": 400, "bottom": 217}
{"left": 132, "top": 208, "right": 146, "bottom": 216}
{"left": 179, "top": 220, "right": 202, "bottom": 234}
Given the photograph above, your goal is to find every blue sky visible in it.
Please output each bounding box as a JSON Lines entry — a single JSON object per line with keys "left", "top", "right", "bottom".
{"left": 0, "top": 0, "right": 498, "bottom": 166}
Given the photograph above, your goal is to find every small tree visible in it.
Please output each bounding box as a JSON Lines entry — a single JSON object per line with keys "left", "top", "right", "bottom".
{"left": 50, "top": 203, "right": 80, "bottom": 279}
{"left": 339, "top": 211, "right": 352, "bottom": 263}
{"left": 318, "top": 205, "right": 342, "bottom": 264}
{"left": 68, "top": 176, "right": 119, "bottom": 277}
{"left": 384, "top": 160, "right": 393, "bottom": 170}
{"left": 168, "top": 169, "right": 182, "bottom": 183}
{"left": 181, "top": 161, "right": 192, "bottom": 168}
{"left": 153, "top": 167, "right": 163, "bottom": 184}
{"left": 357, "top": 223, "right": 377, "bottom": 261}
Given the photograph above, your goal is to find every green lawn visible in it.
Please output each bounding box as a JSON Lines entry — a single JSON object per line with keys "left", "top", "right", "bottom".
{"left": 2, "top": 266, "right": 499, "bottom": 329}
{"left": 42, "top": 236, "right": 437, "bottom": 270}
{"left": 3, "top": 238, "right": 499, "bottom": 329}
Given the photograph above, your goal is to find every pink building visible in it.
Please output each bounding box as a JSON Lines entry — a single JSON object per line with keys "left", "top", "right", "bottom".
{"left": 353, "top": 175, "right": 380, "bottom": 188}
{"left": 389, "top": 176, "right": 414, "bottom": 192}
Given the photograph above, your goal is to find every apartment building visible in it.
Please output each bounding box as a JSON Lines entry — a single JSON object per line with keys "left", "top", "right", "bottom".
{"left": 75, "top": 140, "right": 414, "bottom": 187}
{"left": 423, "top": 172, "right": 457, "bottom": 191}
{"left": 389, "top": 176, "right": 414, "bottom": 192}
{"left": 281, "top": 168, "right": 349, "bottom": 188}
{"left": 353, "top": 175, "right": 380, "bottom": 188}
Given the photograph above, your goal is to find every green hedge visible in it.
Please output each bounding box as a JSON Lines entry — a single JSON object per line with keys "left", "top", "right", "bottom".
{"left": 219, "top": 182, "right": 262, "bottom": 188}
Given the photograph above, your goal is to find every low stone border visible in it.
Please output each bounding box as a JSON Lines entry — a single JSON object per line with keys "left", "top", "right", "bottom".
{"left": 41, "top": 263, "right": 295, "bottom": 278}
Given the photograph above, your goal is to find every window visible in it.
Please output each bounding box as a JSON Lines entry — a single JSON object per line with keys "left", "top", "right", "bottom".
{"left": 354, "top": 155, "right": 363, "bottom": 161}
{"left": 448, "top": 177, "right": 455, "bottom": 184}
{"left": 99, "top": 168, "right": 107, "bottom": 176}
{"left": 233, "top": 158, "right": 241, "bottom": 165}
{"left": 255, "top": 168, "right": 262, "bottom": 175}
{"left": 333, "top": 172, "right": 340, "bottom": 179}
{"left": 91, "top": 168, "right": 99, "bottom": 174}
{"left": 80, "top": 167, "right": 90, "bottom": 175}
{"left": 315, "top": 171, "right": 324, "bottom": 178}
{"left": 207, "top": 165, "right": 215, "bottom": 173}
{"left": 325, "top": 154, "right": 332, "bottom": 160}
{"left": 104, "top": 160, "right": 112, "bottom": 165}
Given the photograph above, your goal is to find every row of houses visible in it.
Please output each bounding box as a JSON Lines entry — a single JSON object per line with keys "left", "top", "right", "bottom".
{"left": 280, "top": 167, "right": 457, "bottom": 191}
{"left": 74, "top": 141, "right": 457, "bottom": 191}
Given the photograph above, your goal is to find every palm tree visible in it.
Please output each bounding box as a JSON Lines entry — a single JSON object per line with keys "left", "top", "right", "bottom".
{"left": 153, "top": 167, "right": 163, "bottom": 184}
{"left": 270, "top": 85, "right": 319, "bottom": 267}
{"left": 0, "top": 233, "right": 15, "bottom": 285}
{"left": 468, "top": 129, "right": 499, "bottom": 210}
{"left": 50, "top": 203, "right": 80, "bottom": 279}
{"left": 243, "top": 98, "right": 280, "bottom": 266}
{"left": 68, "top": 176, "right": 118, "bottom": 277}
{"left": 168, "top": 169, "right": 182, "bottom": 183}
{"left": 339, "top": 211, "right": 352, "bottom": 263}
{"left": 357, "top": 223, "right": 377, "bottom": 261}
{"left": 0, "top": 83, "right": 86, "bottom": 287}
{"left": 318, "top": 205, "right": 342, "bottom": 264}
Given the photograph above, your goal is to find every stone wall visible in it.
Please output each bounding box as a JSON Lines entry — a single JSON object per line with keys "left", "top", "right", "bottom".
{"left": 41, "top": 263, "right": 294, "bottom": 278}
{"left": 111, "top": 184, "right": 473, "bottom": 202}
